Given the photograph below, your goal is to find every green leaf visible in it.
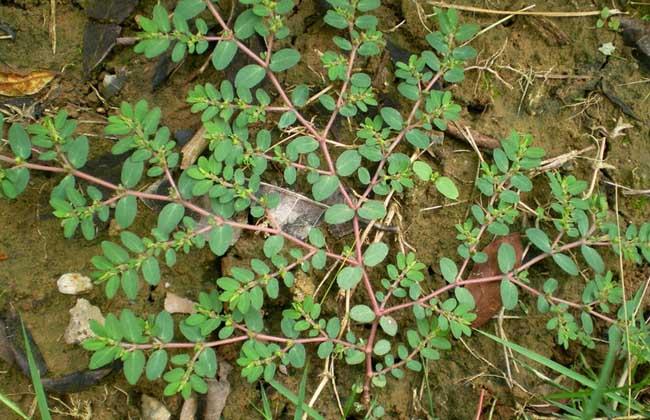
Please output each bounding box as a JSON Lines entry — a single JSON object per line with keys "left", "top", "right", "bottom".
{"left": 337, "top": 266, "right": 362, "bottom": 290}
{"left": 435, "top": 176, "right": 459, "bottom": 199}
{"left": 146, "top": 349, "right": 168, "bottom": 380}
{"left": 142, "top": 257, "right": 161, "bottom": 285}
{"left": 121, "top": 158, "right": 144, "bottom": 188}
{"left": 452, "top": 45, "right": 477, "bottom": 61}
{"left": 124, "top": 350, "right": 146, "bottom": 385}
{"left": 398, "top": 82, "right": 420, "bottom": 101}
{"left": 444, "top": 67, "right": 464, "bottom": 83}
{"left": 357, "top": 0, "right": 380, "bottom": 12}
{"left": 324, "top": 10, "right": 348, "bottom": 29}
{"left": 212, "top": 40, "right": 238, "bottom": 70}
{"left": 67, "top": 136, "right": 89, "bottom": 168}
{"left": 209, "top": 225, "right": 233, "bottom": 256}
{"left": 235, "top": 64, "right": 266, "bottom": 89}
{"left": 500, "top": 279, "right": 518, "bottom": 310}
{"left": 412, "top": 161, "right": 432, "bottom": 181}
{"left": 102, "top": 241, "right": 129, "bottom": 264}
{"left": 278, "top": 111, "right": 296, "bottom": 128}
{"left": 373, "top": 339, "right": 391, "bottom": 356}
{"left": 312, "top": 175, "right": 339, "bottom": 201}
{"left": 319, "top": 94, "right": 335, "bottom": 110}
{"left": 115, "top": 195, "right": 137, "bottom": 228}
{"left": 120, "top": 309, "right": 144, "bottom": 342}
{"left": 152, "top": 4, "right": 170, "bottom": 31}
{"left": 155, "top": 311, "right": 174, "bottom": 342}
{"left": 358, "top": 200, "right": 386, "bottom": 220}
{"left": 552, "top": 253, "right": 579, "bottom": 275}
{"left": 350, "top": 305, "right": 375, "bottom": 323}
{"left": 380, "top": 107, "right": 403, "bottom": 130}
{"left": 121, "top": 270, "right": 139, "bottom": 299}
{"left": 8, "top": 123, "right": 31, "bottom": 160}
{"left": 158, "top": 203, "right": 184, "bottom": 235}
{"left": 439, "top": 257, "right": 458, "bottom": 283}
{"left": 379, "top": 315, "right": 397, "bottom": 336}
{"left": 335, "top": 150, "right": 361, "bottom": 176}
{"left": 363, "top": 242, "right": 388, "bottom": 267}
{"left": 345, "top": 349, "right": 365, "bottom": 365}
{"left": 234, "top": 9, "right": 259, "bottom": 39}
{"left": 497, "top": 243, "right": 516, "bottom": 273}
{"left": 196, "top": 348, "right": 218, "bottom": 378}
{"left": 287, "top": 136, "right": 319, "bottom": 155}
{"left": 120, "top": 231, "right": 144, "bottom": 253}
{"left": 526, "top": 228, "right": 551, "bottom": 253}
{"left": 581, "top": 245, "right": 604, "bottom": 273}
{"left": 263, "top": 235, "right": 284, "bottom": 258}
{"left": 142, "top": 38, "right": 171, "bottom": 58}
{"left": 175, "top": 0, "right": 205, "bottom": 19}
{"left": 324, "top": 204, "right": 354, "bottom": 224}
{"left": 269, "top": 48, "right": 301, "bottom": 72}
{"left": 317, "top": 341, "right": 333, "bottom": 359}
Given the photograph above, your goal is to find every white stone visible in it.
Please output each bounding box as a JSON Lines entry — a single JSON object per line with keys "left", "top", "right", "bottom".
{"left": 57, "top": 273, "right": 93, "bottom": 295}
{"left": 64, "top": 298, "right": 104, "bottom": 344}
{"left": 141, "top": 395, "right": 171, "bottom": 420}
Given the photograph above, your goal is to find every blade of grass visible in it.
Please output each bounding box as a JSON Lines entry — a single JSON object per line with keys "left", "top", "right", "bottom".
{"left": 476, "top": 329, "right": 645, "bottom": 412}
{"left": 342, "top": 384, "right": 360, "bottom": 417}
{"left": 0, "top": 390, "right": 29, "bottom": 419}
{"left": 251, "top": 385, "right": 273, "bottom": 420}
{"left": 261, "top": 384, "right": 273, "bottom": 420}
{"left": 268, "top": 378, "right": 324, "bottom": 420}
{"left": 583, "top": 327, "right": 621, "bottom": 419}
{"left": 294, "top": 362, "right": 309, "bottom": 420}
{"left": 21, "top": 321, "right": 51, "bottom": 420}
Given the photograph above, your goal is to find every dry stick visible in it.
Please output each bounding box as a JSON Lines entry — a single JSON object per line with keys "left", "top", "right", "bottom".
{"left": 474, "top": 389, "right": 486, "bottom": 420}
{"left": 428, "top": 2, "right": 626, "bottom": 17}
{"left": 586, "top": 136, "right": 607, "bottom": 198}
{"left": 614, "top": 186, "right": 633, "bottom": 416}
{"left": 302, "top": 359, "right": 331, "bottom": 420}
{"left": 462, "top": 4, "right": 536, "bottom": 46}
{"left": 49, "top": 0, "right": 56, "bottom": 54}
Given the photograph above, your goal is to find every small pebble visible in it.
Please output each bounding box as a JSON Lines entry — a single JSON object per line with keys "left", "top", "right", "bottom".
{"left": 57, "top": 273, "right": 93, "bottom": 295}
{"left": 64, "top": 298, "right": 104, "bottom": 344}
{"left": 141, "top": 395, "right": 171, "bottom": 420}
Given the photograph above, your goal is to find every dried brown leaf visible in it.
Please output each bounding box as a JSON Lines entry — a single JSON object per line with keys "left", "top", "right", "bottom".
{"left": 467, "top": 233, "right": 523, "bottom": 327}
{"left": 0, "top": 70, "right": 56, "bottom": 97}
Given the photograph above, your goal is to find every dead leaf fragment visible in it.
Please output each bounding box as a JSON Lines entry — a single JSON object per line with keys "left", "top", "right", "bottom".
{"left": 0, "top": 70, "right": 56, "bottom": 97}
{"left": 466, "top": 233, "right": 523, "bottom": 327}
{"left": 164, "top": 292, "right": 197, "bottom": 314}
{"left": 204, "top": 362, "right": 232, "bottom": 420}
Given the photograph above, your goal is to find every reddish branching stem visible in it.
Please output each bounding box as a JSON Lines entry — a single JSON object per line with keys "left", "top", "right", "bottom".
{"left": 0, "top": 0, "right": 621, "bottom": 407}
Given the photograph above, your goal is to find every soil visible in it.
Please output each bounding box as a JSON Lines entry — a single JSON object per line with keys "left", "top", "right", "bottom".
{"left": 1, "top": 0, "right": 649, "bottom": 419}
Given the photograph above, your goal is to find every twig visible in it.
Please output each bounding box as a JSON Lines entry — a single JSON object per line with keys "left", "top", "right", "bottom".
{"left": 475, "top": 389, "right": 486, "bottom": 420}
{"left": 49, "top": 0, "right": 56, "bottom": 54}
{"left": 428, "top": 2, "right": 627, "bottom": 17}
{"left": 463, "top": 4, "right": 536, "bottom": 46}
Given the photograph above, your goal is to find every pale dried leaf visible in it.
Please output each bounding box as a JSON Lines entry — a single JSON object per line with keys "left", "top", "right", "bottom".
{"left": 0, "top": 70, "right": 56, "bottom": 97}
{"left": 164, "top": 292, "right": 196, "bottom": 314}
{"left": 204, "top": 362, "right": 232, "bottom": 420}
{"left": 180, "top": 127, "right": 207, "bottom": 169}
